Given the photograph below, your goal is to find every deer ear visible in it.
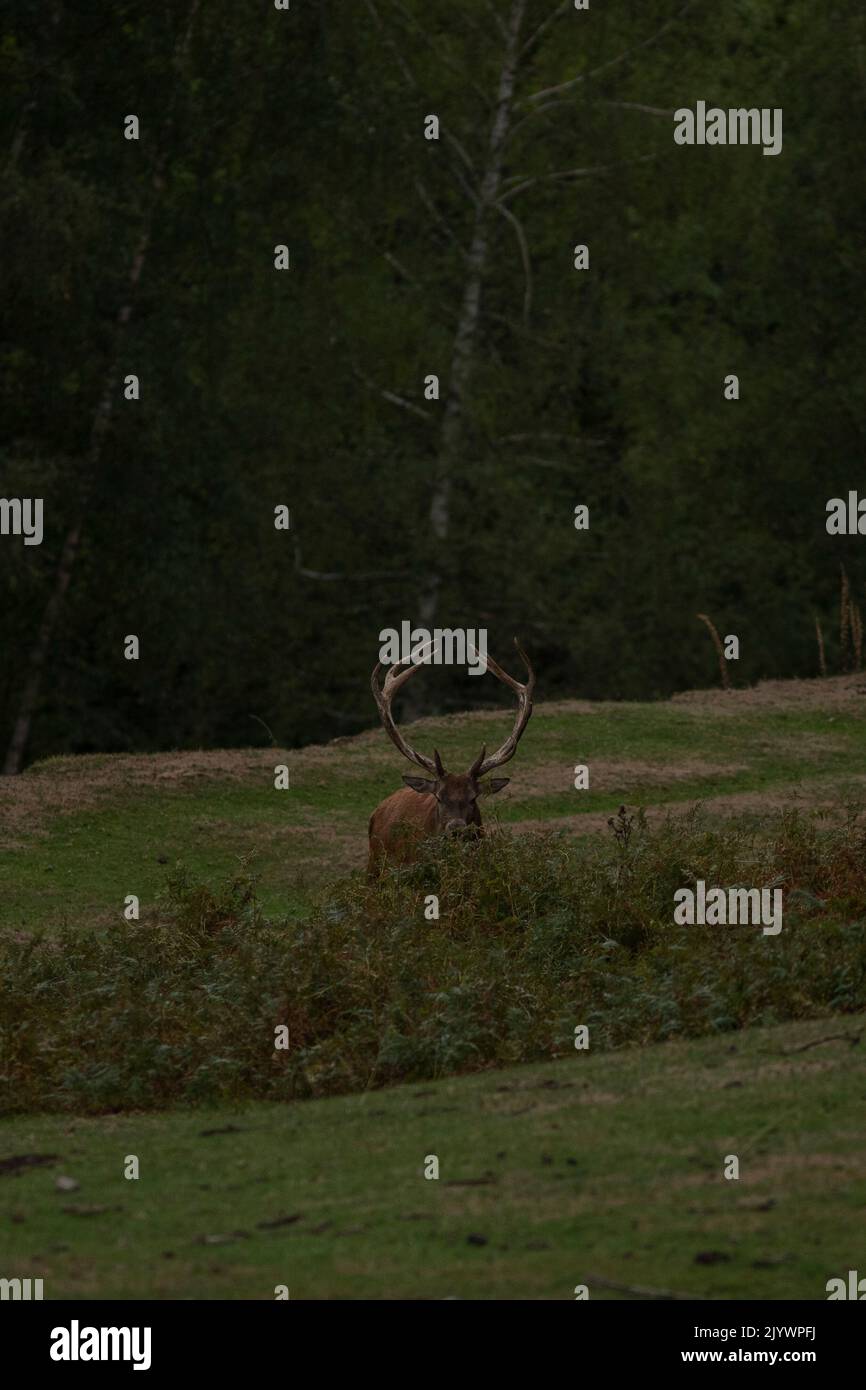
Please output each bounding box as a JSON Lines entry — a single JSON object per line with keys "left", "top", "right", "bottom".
{"left": 403, "top": 775, "right": 436, "bottom": 794}
{"left": 478, "top": 777, "right": 510, "bottom": 796}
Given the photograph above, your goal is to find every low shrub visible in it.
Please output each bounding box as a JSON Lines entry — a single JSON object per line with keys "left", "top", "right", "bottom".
{"left": 2, "top": 806, "right": 865, "bottom": 1113}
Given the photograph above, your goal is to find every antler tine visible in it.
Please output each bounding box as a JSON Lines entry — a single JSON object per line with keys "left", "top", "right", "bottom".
{"left": 370, "top": 639, "right": 440, "bottom": 776}
{"left": 472, "top": 638, "right": 535, "bottom": 777}
{"left": 468, "top": 744, "right": 487, "bottom": 778}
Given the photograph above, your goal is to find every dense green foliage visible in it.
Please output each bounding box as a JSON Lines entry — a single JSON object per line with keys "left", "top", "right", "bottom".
{"left": 2, "top": 0, "right": 864, "bottom": 763}
{"left": 3, "top": 806, "right": 865, "bottom": 1114}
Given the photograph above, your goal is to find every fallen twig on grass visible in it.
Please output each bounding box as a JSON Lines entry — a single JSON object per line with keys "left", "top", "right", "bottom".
{"left": 586, "top": 1275, "right": 707, "bottom": 1301}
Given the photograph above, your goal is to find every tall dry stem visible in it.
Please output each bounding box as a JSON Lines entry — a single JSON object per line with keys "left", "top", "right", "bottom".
{"left": 696, "top": 613, "right": 732, "bottom": 691}
{"left": 840, "top": 565, "right": 851, "bottom": 672}
{"left": 851, "top": 603, "right": 863, "bottom": 671}
{"left": 815, "top": 617, "right": 827, "bottom": 677}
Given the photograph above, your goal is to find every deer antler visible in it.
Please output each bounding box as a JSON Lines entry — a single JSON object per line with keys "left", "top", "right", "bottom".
{"left": 371, "top": 639, "right": 442, "bottom": 776}
{"left": 470, "top": 638, "right": 535, "bottom": 777}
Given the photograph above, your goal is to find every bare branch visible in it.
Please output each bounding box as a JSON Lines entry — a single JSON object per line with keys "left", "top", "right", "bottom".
{"left": 520, "top": 0, "right": 570, "bottom": 58}
{"left": 484, "top": 309, "right": 559, "bottom": 349}
{"left": 441, "top": 125, "right": 476, "bottom": 173}
{"left": 494, "top": 200, "right": 532, "bottom": 324}
{"left": 456, "top": 8, "right": 501, "bottom": 46}
{"left": 479, "top": 0, "right": 508, "bottom": 42}
{"left": 508, "top": 455, "right": 579, "bottom": 473}
{"left": 510, "top": 99, "right": 671, "bottom": 149}
{"left": 600, "top": 99, "right": 672, "bottom": 117}
{"left": 352, "top": 364, "right": 433, "bottom": 421}
{"left": 248, "top": 714, "right": 277, "bottom": 747}
{"left": 6, "top": 99, "right": 36, "bottom": 174}
{"left": 508, "top": 97, "right": 580, "bottom": 145}
{"left": 414, "top": 179, "right": 471, "bottom": 260}
{"left": 383, "top": 250, "right": 423, "bottom": 291}
{"left": 495, "top": 433, "right": 607, "bottom": 446}
{"left": 292, "top": 538, "right": 408, "bottom": 583}
{"left": 500, "top": 152, "right": 657, "bottom": 203}
{"left": 363, "top": 0, "right": 417, "bottom": 88}
{"left": 447, "top": 159, "right": 481, "bottom": 210}
{"left": 526, "top": 0, "right": 698, "bottom": 104}
{"left": 389, "top": 0, "right": 489, "bottom": 105}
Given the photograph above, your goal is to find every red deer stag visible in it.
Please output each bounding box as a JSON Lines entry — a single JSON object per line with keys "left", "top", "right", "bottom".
{"left": 368, "top": 639, "right": 535, "bottom": 872}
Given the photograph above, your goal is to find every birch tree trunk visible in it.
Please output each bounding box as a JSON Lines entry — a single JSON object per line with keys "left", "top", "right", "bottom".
{"left": 416, "top": 0, "right": 527, "bottom": 632}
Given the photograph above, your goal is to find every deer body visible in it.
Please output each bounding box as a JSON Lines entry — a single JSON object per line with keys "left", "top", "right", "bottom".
{"left": 368, "top": 787, "right": 443, "bottom": 871}
{"left": 368, "top": 780, "right": 484, "bottom": 873}
{"left": 367, "top": 639, "right": 534, "bottom": 872}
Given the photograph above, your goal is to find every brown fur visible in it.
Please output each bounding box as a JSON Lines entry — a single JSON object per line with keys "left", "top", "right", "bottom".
{"left": 367, "top": 774, "right": 497, "bottom": 874}
{"left": 368, "top": 788, "right": 438, "bottom": 873}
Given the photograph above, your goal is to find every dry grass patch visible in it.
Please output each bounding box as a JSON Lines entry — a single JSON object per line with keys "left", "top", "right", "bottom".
{"left": 671, "top": 672, "right": 866, "bottom": 712}
{"left": 516, "top": 758, "right": 748, "bottom": 800}
{"left": 509, "top": 780, "right": 866, "bottom": 837}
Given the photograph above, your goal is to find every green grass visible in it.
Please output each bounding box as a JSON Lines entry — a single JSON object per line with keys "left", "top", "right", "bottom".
{"left": 2, "top": 677, "right": 864, "bottom": 1300}
{"left": 2, "top": 1015, "right": 863, "bottom": 1299}
{"left": 1, "top": 677, "right": 864, "bottom": 932}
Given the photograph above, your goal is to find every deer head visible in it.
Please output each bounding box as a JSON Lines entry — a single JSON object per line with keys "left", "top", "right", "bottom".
{"left": 370, "top": 638, "right": 535, "bottom": 837}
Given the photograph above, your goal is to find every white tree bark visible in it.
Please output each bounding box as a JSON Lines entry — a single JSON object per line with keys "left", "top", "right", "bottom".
{"left": 417, "top": 0, "right": 528, "bottom": 631}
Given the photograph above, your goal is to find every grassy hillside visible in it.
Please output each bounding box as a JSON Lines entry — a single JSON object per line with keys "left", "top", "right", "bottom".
{"left": 1, "top": 673, "right": 864, "bottom": 932}
{"left": 2, "top": 1015, "right": 862, "bottom": 1300}
{"left": 2, "top": 674, "right": 864, "bottom": 1301}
